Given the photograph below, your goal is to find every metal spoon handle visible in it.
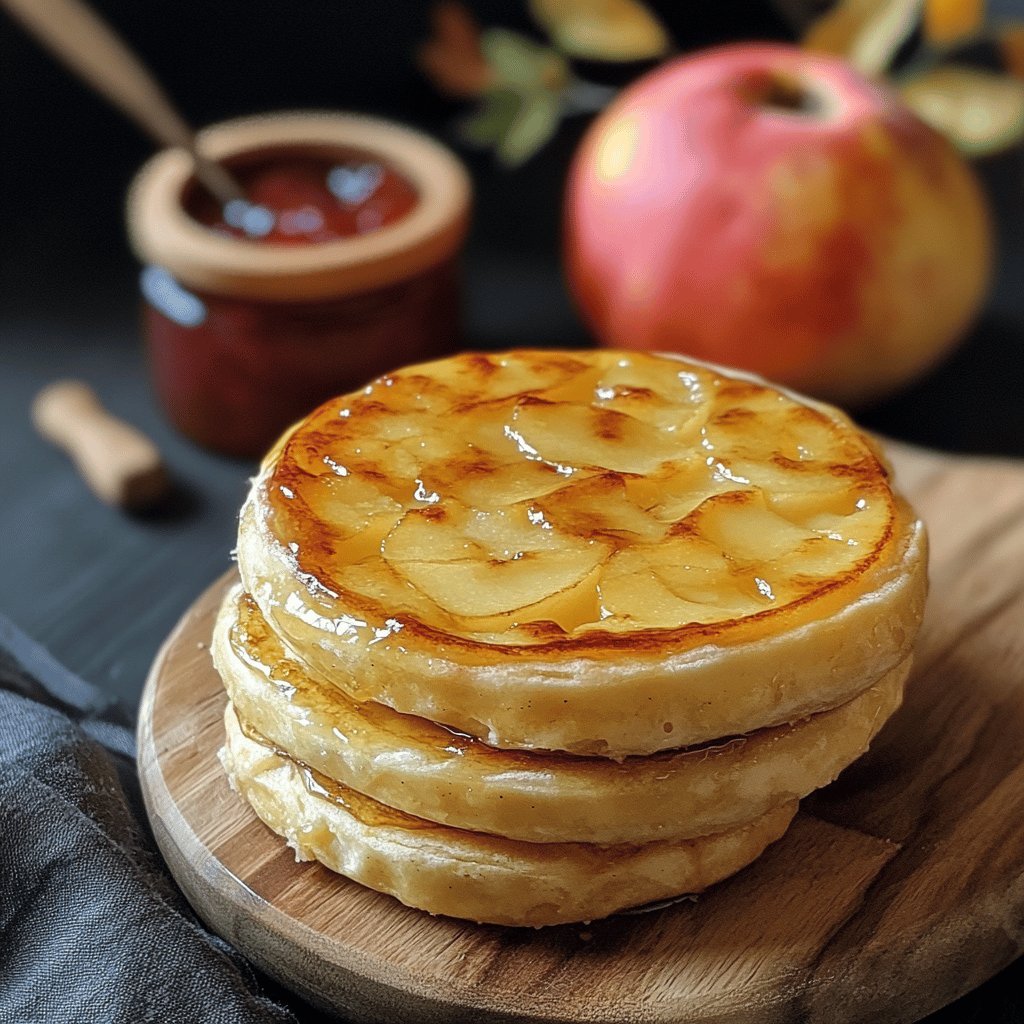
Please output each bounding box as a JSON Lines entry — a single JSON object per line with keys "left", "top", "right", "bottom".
{"left": 2, "top": 0, "right": 244, "bottom": 205}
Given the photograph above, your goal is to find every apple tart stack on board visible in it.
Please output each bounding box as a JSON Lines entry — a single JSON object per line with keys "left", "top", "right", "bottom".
{"left": 214, "top": 349, "right": 927, "bottom": 927}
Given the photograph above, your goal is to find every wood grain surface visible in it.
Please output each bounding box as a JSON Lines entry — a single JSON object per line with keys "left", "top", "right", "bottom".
{"left": 137, "top": 443, "right": 1024, "bottom": 1024}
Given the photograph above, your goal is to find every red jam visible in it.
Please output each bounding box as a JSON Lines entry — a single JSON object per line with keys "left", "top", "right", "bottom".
{"left": 186, "top": 153, "right": 419, "bottom": 244}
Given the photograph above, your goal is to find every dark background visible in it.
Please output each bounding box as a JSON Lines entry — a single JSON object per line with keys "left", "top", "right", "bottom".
{"left": 1, "top": 3, "right": 1022, "bottom": 1021}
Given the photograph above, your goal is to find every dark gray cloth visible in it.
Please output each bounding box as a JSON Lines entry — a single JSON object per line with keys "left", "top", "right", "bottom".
{"left": 0, "top": 613, "right": 303, "bottom": 1024}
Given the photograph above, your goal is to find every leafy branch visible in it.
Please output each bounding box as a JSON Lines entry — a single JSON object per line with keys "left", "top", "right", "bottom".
{"left": 418, "top": 0, "right": 1024, "bottom": 166}
{"left": 802, "top": 0, "right": 1024, "bottom": 155}
{"left": 416, "top": 0, "right": 671, "bottom": 166}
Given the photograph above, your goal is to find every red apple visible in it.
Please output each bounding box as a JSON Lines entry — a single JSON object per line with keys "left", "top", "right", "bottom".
{"left": 564, "top": 43, "right": 992, "bottom": 405}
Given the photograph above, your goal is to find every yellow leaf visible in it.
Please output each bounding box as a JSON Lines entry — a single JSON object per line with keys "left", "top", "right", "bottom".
{"left": 803, "top": 0, "right": 923, "bottom": 77}
{"left": 804, "top": 0, "right": 886, "bottom": 54}
{"left": 529, "top": 0, "right": 671, "bottom": 62}
{"left": 900, "top": 65, "right": 1024, "bottom": 155}
{"left": 1000, "top": 23, "right": 1024, "bottom": 78}
{"left": 923, "top": 0, "right": 985, "bottom": 45}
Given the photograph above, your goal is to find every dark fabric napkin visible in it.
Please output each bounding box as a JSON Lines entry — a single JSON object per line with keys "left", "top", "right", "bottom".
{"left": 0, "top": 613, "right": 319, "bottom": 1024}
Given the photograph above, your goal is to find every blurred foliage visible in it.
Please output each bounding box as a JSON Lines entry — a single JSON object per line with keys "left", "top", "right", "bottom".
{"left": 923, "top": 0, "right": 985, "bottom": 44}
{"left": 529, "top": 0, "right": 672, "bottom": 62}
{"left": 901, "top": 65, "right": 1024, "bottom": 153}
{"left": 417, "top": 3, "right": 494, "bottom": 98}
{"left": 417, "top": 0, "right": 1024, "bottom": 165}
{"left": 803, "top": 0, "right": 922, "bottom": 75}
{"left": 1001, "top": 24, "right": 1024, "bottom": 77}
{"left": 803, "top": 0, "right": 1024, "bottom": 155}
{"left": 416, "top": 0, "right": 670, "bottom": 166}
{"left": 468, "top": 30, "right": 569, "bottom": 164}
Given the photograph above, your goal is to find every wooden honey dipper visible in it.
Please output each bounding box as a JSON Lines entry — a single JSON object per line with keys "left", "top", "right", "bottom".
{"left": 33, "top": 381, "right": 170, "bottom": 511}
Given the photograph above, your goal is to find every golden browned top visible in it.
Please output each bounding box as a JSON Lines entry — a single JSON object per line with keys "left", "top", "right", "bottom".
{"left": 261, "top": 349, "right": 895, "bottom": 650}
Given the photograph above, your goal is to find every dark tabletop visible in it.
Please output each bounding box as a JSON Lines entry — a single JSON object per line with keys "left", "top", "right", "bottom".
{"left": 1, "top": 2, "right": 1022, "bottom": 1021}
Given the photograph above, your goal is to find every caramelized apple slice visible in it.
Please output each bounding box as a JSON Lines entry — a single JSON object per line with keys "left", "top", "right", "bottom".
{"left": 598, "top": 562, "right": 739, "bottom": 628}
{"left": 533, "top": 473, "right": 665, "bottom": 542}
{"left": 447, "top": 456, "right": 579, "bottom": 509}
{"left": 594, "top": 354, "right": 710, "bottom": 407}
{"left": 591, "top": 387, "right": 704, "bottom": 434}
{"left": 684, "top": 490, "right": 830, "bottom": 563}
{"left": 505, "top": 396, "right": 680, "bottom": 474}
{"left": 626, "top": 453, "right": 744, "bottom": 522}
{"left": 382, "top": 503, "right": 611, "bottom": 617}
{"left": 454, "top": 563, "right": 606, "bottom": 635}
{"left": 439, "top": 350, "right": 593, "bottom": 403}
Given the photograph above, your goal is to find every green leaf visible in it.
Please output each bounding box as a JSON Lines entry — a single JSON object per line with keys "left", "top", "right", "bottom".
{"left": 529, "top": 0, "right": 672, "bottom": 62}
{"left": 481, "top": 28, "right": 567, "bottom": 92}
{"left": 900, "top": 65, "right": 1024, "bottom": 155}
{"left": 496, "top": 88, "right": 563, "bottom": 166}
{"left": 459, "top": 88, "right": 521, "bottom": 147}
{"left": 803, "top": 0, "right": 924, "bottom": 77}
{"left": 459, "top": 85, "right": 563, "bottom": 166}
{"left": 461, "top": 30, "right": 569, "bottom": 167}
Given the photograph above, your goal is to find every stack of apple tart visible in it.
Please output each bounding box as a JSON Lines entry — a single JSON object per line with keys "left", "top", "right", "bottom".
{"left": 215, "top": 349, "right": 927, "bottom": 927}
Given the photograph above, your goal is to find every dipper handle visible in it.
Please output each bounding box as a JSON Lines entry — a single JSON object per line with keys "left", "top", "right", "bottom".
{"left": 33, "top": 380, "right": 170, "bottom": 510}
{"left": 1, "top": 0, "right": 244, "bottom": 205}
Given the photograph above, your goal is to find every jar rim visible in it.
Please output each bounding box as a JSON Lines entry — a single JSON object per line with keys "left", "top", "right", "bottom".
{"left": 127, "top": 111, "right": 472, "bottom": 301}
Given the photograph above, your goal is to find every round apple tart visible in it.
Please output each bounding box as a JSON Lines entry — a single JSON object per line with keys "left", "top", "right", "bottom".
{"left": 217, "top": 348, "right": 927, "bottom": 926}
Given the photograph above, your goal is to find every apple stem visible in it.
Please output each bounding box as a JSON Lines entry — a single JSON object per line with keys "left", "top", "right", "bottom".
{"left": 757, "top": 74, "right": 823, "bottom": 116}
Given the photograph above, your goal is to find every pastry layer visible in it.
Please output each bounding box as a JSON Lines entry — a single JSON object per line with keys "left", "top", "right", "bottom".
{"left": 216, "top": 584, "right": 908, "bottom": 843}
{"left": 220, "top": 702, "right": 798, "bottom": 927}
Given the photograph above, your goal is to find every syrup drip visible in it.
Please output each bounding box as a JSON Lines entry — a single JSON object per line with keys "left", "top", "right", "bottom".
{"left": 237, "top": 713, "right": 437, "bottom": 831}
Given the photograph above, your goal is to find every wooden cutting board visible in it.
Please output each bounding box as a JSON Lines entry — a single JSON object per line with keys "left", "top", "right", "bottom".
{"left": 137, "top": 443, "right": 1024, "bottom": 1024}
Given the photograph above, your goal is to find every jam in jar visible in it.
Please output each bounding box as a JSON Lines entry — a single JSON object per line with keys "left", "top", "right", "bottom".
{"left": 186, "top": 152, "right": 419, "bottom": 245}
{"left": 127, "top": 112, "right": 471, "bottom": 457}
